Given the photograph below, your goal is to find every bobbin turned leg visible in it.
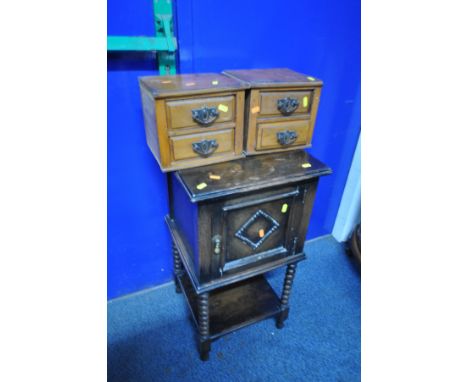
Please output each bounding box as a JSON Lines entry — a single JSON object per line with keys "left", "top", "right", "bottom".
{"left": 276, "top": 263, "right": 297, "bottom": 329}
{"left": 172, "top": 242, "right": 182, "bottom": 293}
{"left": 197, "top": 292, "right": 211, "bottom": 361}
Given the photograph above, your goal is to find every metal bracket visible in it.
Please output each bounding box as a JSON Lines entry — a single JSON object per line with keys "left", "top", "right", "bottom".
{"left": 107, "top": 0, "right": 177, "bottom": 75}
{"left": 154, "top": 0, "right": 177, "bottom": 75}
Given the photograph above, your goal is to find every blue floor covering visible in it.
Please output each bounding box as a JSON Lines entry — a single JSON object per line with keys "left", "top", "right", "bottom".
{"left": 108, "top": 235, "right": 361, "bottom": 382}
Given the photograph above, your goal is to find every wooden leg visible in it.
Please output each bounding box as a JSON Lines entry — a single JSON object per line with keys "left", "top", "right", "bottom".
{"left": 198, "top": 292, "right": 211, "bottom": 361}
{"left": 276, "top": 309, "right": 289, "bottom": 329}
{"left": 172, "top": 243, "right": 182, "bottom": 294}
{"left": 198, "top": 339, "right": 211, "bottom": 362}
{"left": 276, "top": 263, "right": 297, "bottom": 329}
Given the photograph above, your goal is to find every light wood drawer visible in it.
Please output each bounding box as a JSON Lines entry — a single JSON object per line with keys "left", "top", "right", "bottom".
{"left": 256, "top": 120, "right": 310, "bottom": 151}
{"left": 166, "top": 96, "right": 235, "bottom": 129}
{"left": 171, "top": 129, "right": 235, "bottom": 161}
{"left": 222, "top": 68, "right": 322, "bottom": 156}
{"left": 259, "top": 91, "right": 312, "bottom": 117}
{"left": 139, "top": 73, "right": 247, "bottom": 171}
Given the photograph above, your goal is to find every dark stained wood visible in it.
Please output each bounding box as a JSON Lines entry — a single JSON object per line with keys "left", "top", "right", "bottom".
{"left": 166, "top": 150, "right": 331, "bottom": 360}
{"left": 172, "top": 242, "right": 182, "bottom": 294}
{"left": 179, "top": 272, "right": 281, "bottom": 340}
{"left": 170, "top": 175, "right": 199, "bottom": 271}
{"left": 223, "top": 68, "right": 323, "bottom": 156}
{"left": 294, "top": 180, "right": 319, "bottom": 254}
{"left": 276, "top": 263, "right": 297, "bottom": 329}
{"left": 139, "top": 74, "right": 247, "bottom": 172}
{"left": 166, "top": 214, "right": 306, "bottom": 294}
{"left": 218, "top": 187, "right": 299, "bottom": 275}
{"left": 175, "top": 150, "right": 331, "bottom": 202}
{"left": 166, "top": 151, "right": 331, "bottom": 290}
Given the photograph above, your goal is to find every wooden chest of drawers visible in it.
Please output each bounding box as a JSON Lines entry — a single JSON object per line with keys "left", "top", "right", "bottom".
{"left": 139, "top": 73, "right": 248, "bottom": 172}
{"left": 223, "top": 68, "right": 323, "bottom": 155}
{"left": 166, "top": 150, "right": 331, "bottom": 360}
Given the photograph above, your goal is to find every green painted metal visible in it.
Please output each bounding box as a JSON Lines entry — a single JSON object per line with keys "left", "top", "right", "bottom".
{"left": 154, "top": 0, "right": 176, "bottom": 74}
{"left": 107, "top": 36, "right": 177, "bottom": 51}
{"left": 106, "top": 0, "right": 177, "bottom": 74}
{"left": 157, "top": 51, "right": 177, "bottom": 75}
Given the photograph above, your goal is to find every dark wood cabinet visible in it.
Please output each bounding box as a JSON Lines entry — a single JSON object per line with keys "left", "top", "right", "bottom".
{"left": 223, "top": 68, "right": 323, "bottom": 155}
{"left": 166, "top": 150, "right": 331, "bottom": 360}
{"left": 139, "top": 73, "right": 248, "bottom": 172}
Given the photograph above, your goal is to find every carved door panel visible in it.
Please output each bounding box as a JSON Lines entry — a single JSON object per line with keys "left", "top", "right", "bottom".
{"left": 214, "top": 186, "right": 301, "bottom": 276}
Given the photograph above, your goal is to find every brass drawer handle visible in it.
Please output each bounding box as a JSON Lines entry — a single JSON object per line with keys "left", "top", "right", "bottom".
{"left": 277, "top": 97, "right": 299, "bottom": 115}
{"left": 191, "top": 106, "right": 219, "bottom": 126}
{"left": 192, "top": 139, "right": 219, "bottom": 157}
{"left": 277, "top": 130, "right": 298, "bottom": 146}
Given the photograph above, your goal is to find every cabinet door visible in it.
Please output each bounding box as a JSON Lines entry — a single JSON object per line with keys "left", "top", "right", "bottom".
{"left": 213, "top": 186, "right": 302, "bottom": 276}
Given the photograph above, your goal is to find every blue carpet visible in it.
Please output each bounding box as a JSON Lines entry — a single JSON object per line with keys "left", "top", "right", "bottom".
{"left": 108, "top": 235, "right": 361, "bottom": 382}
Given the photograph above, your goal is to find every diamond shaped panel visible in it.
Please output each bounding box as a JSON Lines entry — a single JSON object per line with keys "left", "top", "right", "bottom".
{"left": 235, "top": 209, "right": 280, "bottom": 250}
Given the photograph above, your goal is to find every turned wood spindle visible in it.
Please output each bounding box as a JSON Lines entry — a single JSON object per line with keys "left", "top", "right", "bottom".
{"left": 198, "top": 293, "right": 210, "bottom": 338}
{"left": 280, "top": 263, "right": 297, "bottom": 307}
{"left": 172, "top": 243, "right": 182, "bottom": 293}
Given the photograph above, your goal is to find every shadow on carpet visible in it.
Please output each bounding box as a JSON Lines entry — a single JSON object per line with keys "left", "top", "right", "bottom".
{"left": 108, "top": 235, "right": 360, "bottom": 382}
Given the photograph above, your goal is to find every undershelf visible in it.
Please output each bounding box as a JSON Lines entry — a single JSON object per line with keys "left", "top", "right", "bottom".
{"left": 178, "top": 272, "right": 282, "bottom": 340}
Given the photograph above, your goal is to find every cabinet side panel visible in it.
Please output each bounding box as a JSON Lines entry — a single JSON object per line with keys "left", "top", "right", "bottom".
{"left": 155, "top": 99, "right": 171, "bottom": 169}
{"left": 171, "top": 174, "right": 199, "bottom": 274}
{"left": 243, "top": 90, "right": 251, "bottom": 152}
{"left": 246, "top": 90, "right": 260, "bottom": 152}
{"left": 295, "top": 179, "right": 319, "bottom": 253}
{"left": 198, "top": 202, "right": 217, "bottom": 283}
{"left": 308, "top": 86, "right": 322, "bottom": 144}
{"left": 139, "top": 85, "right": 161, "bottom": 164}
{"left": 234, "top": 91, "right": 245, "bottom": 155}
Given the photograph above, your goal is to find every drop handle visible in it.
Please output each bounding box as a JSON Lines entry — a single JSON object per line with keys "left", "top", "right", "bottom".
{"left": 192, "top": 139, "right": 219, "bottom": 157}
{"left": 212, "top": 235, "right": 222, "bottom": 255}
{"left": 277, "top": 130, "right": 298, "bottom": 146}
{"left": 192, "top": 106, "right": 219, "bottom": 126}
{"left": 277, "top": 97, "right": 299, "bottom": 115}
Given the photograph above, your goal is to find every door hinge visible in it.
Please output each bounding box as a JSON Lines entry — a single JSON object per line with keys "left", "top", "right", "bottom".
{"left": 291, "top": 236, "right": 298, "bottom": 255}
{"left": 301, "top": 187, "right": 308, "bottom": 204}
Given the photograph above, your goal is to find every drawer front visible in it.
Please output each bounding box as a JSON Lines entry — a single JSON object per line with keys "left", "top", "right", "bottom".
{"left": 256, "top": 120, "right": 310, "bottom": 151}
{"left": 259, "top": 90, "right": 312, "bottom": 116}
{"left": 166, "top": 95, "right": 235, "bottom": 129}
{"left": 170, "top": 129, "right": 234, "bottom": 162}
{"left": 215, "top": 188, "right": 301, "bottom": 276}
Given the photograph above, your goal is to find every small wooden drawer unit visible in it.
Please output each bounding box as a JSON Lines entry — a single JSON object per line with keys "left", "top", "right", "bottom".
{"left": 223, "top": 68, "right": 323, "bottom": 155}
{"left": 166, "top": 150, "right": 331, "bottom": 360}
{"left": 139, "top": 73, "right": 248, "bottom": 172}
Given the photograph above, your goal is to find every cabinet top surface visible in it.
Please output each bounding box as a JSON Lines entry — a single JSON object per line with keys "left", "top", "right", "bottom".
{"left": 175, "top": 150, "right": 332, "bottom": 202}
{"left": 223, "top": 68, "right": 323, "bottom": 89}
{"left": 139, "top": 73, "right": 248, "bottom": 98}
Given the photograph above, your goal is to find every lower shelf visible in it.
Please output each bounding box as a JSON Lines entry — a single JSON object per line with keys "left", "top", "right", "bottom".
{"left": 178, "top": 272, "right": 282, "bottom": 340}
